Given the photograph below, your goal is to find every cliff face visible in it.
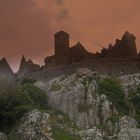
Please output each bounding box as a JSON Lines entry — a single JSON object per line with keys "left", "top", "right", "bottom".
{"left": 1, "top": 68, "right": 140, "bottom": 140}
{"left": 35, "top": 68, "right": 140, "bottom": 140}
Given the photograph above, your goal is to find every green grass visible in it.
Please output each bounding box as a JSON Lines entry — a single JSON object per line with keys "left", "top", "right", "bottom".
{"left": 50, "top": 82, "right": 62, "bottom": 91}
{"left": 97, "top": 78, "right": 131, "bottom": 115}
{"left": 52, "top": 128, "right": 80, "bottom": 140}
{"left": 0, "top": 79, "right": 48, "bottom": 134}
{"left": 128, "top": 86, "right": 140, "bottom": 127}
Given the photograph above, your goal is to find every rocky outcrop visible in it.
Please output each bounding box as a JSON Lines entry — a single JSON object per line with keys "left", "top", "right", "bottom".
{"left": 11, "top": 110, "right": 53, "bottom": 140}
{"left": 118, "top": 73, "right": 140, "bottom": 97}
{"left": 117, "top": 116, "right": 140, "bottom": 140}
{"left": 0, "top": 132, "right": 7, "bottom": 140}
{"left": 35, "top": 68, "right": 140, "bottom": 140}
{"left": 79, "top": 128, "right": 103, "bottom": 140}
{"left": 36, "top": 68, "right": 117, "bottom": 130}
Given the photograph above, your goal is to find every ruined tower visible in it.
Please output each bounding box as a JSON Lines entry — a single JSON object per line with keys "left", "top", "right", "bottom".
{"left": 121, "top": 31, "right": 137, "bottom": 58}
{"left": 54, "top": 31, "right": 70, "bottom": 65}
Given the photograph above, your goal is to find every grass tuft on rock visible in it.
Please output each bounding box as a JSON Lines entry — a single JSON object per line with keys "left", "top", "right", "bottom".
{"left": 97, "top": 78, "right": 131, "bottom": 115}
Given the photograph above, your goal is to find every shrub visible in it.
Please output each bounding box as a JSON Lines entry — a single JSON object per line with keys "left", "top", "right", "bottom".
{"left": 0, "top": 80, "right": 48, "bottom": 133}
{"left": 21, "top": 78, "right": 36, "bottom": 85}
{"left": 97, "top": 78, "right": 130, "bottom": 115}
{"left": 52, "top": 127, "right": 80, "bottom": 140}
{"left": 128, "top": 86, "right": 140, "bottom": 126}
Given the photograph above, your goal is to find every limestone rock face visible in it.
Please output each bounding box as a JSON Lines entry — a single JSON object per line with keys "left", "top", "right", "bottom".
{"left": 35, "top": 68, "right": 140, "bottom": 139}
{"left": 118, "top": 73, "right": 140, "bottom": 97}
{"left": 11, "top": 110, "right": 53, "bottom": 140}
{"left": 117, "top": 116, "right": 140, "bottom": 140}
{"left": 0, "top": 132, "right": 7, "bottom": 140}
{"left": 42, "top": 68, "right": 116, "bottom": 129}
{"left": 79, "top": 128, "right": 103, "bottom": 140}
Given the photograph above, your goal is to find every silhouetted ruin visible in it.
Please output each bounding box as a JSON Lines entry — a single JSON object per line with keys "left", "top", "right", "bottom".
{"left": 1, "top": 31, "right": 140, "bottom": 81}
{"left": 96, "top": 31, "right": 137, "bottom": 58}
{"left": 0, "top": 58, "right": 15, "bottom": 87}
{"left": 18, "top": 55, "right": 40, "bottom": 79}
{"left": 44, "top": 31, "right": 95, "bottom": 67}
{"left": 43, "top": 31, "right": 138, "bottom": 68}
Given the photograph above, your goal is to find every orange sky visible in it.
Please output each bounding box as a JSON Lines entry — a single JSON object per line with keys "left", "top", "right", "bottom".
{"left": 0, "top": 0, "right": 140, "bottom": 71}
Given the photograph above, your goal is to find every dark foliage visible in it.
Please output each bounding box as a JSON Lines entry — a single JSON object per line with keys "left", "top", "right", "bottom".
{"left": 0, "top": 79, "right": 48, "bottom": 133}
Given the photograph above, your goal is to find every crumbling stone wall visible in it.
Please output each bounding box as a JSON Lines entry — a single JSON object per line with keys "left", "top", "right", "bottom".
{"left": 30, "top": 59, "right": 140, "bottom": 82}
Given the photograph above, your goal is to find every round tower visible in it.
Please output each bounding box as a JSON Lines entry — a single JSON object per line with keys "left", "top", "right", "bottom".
{"left": 54, "top": 31, "right": 70, "bottom": 65}
{"left": 55, "top": 31, "right": 69, "bottom": 57}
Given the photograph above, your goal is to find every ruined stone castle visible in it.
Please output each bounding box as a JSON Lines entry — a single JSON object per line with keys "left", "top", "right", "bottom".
{"left": 0, "top": 31, "right": 140, "bottom": 81}
{"left": 44, "top": 31, "right": 94, "bottom": 67}
{"left": 45, "top": 31, "right": 138, "bottom": 68}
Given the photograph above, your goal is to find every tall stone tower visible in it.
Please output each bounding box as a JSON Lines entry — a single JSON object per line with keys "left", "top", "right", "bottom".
{"left": 54, "top": 31, "right": 70, "bottom": 65}
{"left": 121, "top": 31, "right": 137, "bottom": 58}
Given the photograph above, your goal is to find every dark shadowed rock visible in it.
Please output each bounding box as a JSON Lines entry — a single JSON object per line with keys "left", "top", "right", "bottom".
{"left": 0, "top": 132, "right": 7, "bottom": 140}
{"left": 11, "top": 110, "right": 53, "bottom": 140}
{"left": 0, "top": 58, "right": 15, "bottom": 87}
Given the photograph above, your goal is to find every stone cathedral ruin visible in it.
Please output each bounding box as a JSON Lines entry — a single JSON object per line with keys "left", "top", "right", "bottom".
{"left": 1, "top": 31, "right": 140, "bottom": 82}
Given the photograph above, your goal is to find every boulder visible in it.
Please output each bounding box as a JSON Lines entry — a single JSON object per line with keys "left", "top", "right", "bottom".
{"left": 11, "top": 110, "right": 53, "bottom": 140}
{"left": 79, "top": 128, "right": 103, "bottom": 140}
{"left": 0, "top": 132, "right": 7, "bottom": 140}
{"left": 116, "top": 116, "right": 140, "bottom": 140}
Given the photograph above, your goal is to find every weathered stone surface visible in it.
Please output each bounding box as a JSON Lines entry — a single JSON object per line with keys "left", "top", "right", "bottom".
{"left": 36, "top": 68, "right": 140, "bottom": 140}
{"left": 79, "top": 128, "right": 103, "bottom": 140}
{"left": 0, "top": 132, "right": 7, "bottom": 140}
{"left": 36, "top": 68, "right": 116, "bottom": 130}
{"left": 116, "top": 116, "right": 140, "bottom": 140}
{"left": 117, "top": 116, "right": 138, "bottom": 130}
{"left": 11, "top": 110, "right": 53, "bottom": 140}
{"left": 118, "top": 73, "right": 140, "bottom": 97}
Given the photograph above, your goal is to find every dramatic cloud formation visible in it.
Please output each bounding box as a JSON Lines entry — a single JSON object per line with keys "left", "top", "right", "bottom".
{"left": 0, "top": 0, "right": 140, "bottom": 71}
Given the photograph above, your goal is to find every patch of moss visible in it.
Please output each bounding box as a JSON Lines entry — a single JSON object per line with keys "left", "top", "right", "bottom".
{"left": 81, "top": 77, "right": 93, "bottom": 93}
{"left": 50, "top": 82, "right": 62, "bottom": 91}
{"left": 107, "top": 115, "right": 120, "bottom": 125}
{"left": 128, "top": 86, "right": 140, "bottom": 126}
{"left": 52, "top": 127, "right": 80, "bottom": 140}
